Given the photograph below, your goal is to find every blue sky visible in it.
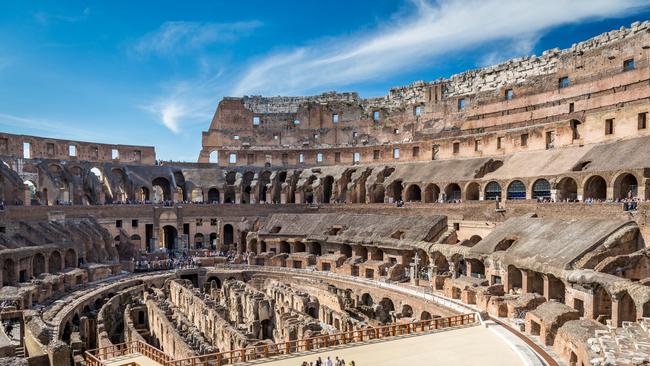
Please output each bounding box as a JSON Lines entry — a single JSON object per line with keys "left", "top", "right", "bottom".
{"left": 1, "top": 0, "right": 650, "bottom": 161}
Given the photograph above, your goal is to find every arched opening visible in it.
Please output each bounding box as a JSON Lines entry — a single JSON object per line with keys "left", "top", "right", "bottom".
{"left": 32, "top": 253, "right": 46, "bottom": 277}
{"left": 401, "top": 304, "right": 413, "bottom": 318}
{"left": 260, "top": 319, "right": 273, "bottom": 340}
{"left": 507, "top": 180, "right": 526, "bottom": 200}
{"left": 420, "top": 311, "right": 432, "bottom": 321}
{"left": 130, "top": 235, "right": 142, "bottom": 249}
{"left": 224, "top": 188, "right": 236, "bottom": 203}
{"left": 424, "top": 184, "right": 440, "bottom": 203}
{"left": 293, "top": 242, "right": 305, "bottom": 253}
{"left": 377, "top": 298, "right": 395, "bottom": 323}
{"left": 194, "top": 233, "right": 205, "bottom": 249}
{"left": 465, "top": 182, "right": 480, "bottom": 201}
{"left": 584, "top": 175, "right": 607, "bottom": 201}
{"left": 162, "top": 225, "right": 178, "bottom": 251}
{"left": 444, "top": 183, "right": 461, "bottom": 202}
{"left": 209, "top": 151, "right": 219, "bottom": 164}
{"left": 484, "top": 181, "right": 501, "bottom": 201}
{"left": 361, "top": 293, "right": 373, "bottom": 307}
{"left": 340, "top": 244, "right": 352, "bottom": 258}
{"left": 48, "top": 251, "right": 62, "bottom": 273}
{"left": 209, "top": 233, "right": 218, "bottom": 250}
{"left": 223, "top": 224, "right": 234, "bottom": 246}
{"left": 593, "top": 286, "right": 612, "bottom": 324}
{"left": 207, "top": 188, "right": 220, "bottom": 203}
{"left": 371, "top": 185, "right": 385, "bottom": 203}
{"left": 507, "top": 266, "right": 522, "bottom": 292}
{"left": 2, "top": 259, "right": 15, "bottom": 286}
{"left": 547, "top": 274, "right": 566, "bottom": 303}
{"left": 140, "top": 187, "right": 150, "bottom": 202}
{"left": 495, "top": 238, "right": 515, "bottom": 252}
{"left": 64, "top": 249, "right": 76, "bottom": 268}
{"left": 557, "top": 177, "right": 577, "bottom": 201}
{"left": 469, "top": 235, "right": 482, "bottom": 245}
{"left": 152, "top": 177, "right": 172, "bottom": 202}
{"left": 614, "top": 173, "right": 638, "bottom": 200}
{"left": 242, "top": 171, "right": 254, "bottom": 204}
{"left": 280, "top": 241, "right": 290, "bottom": 254}
{"left": 528, "top": 271, "right": 544, "bottom": 296}
{"left": 532, "top": 179, "right": 551, "bottom": 200}
{"left": 207, "top": 276, "right": 222, "bottom": 289}
{"left": 371, "top": 248, "right": 384, "bottom": 261}
{"left": 322, "top": 176, "right": 334, "bottom": 203}
{"left": 309, "top": 242, "right": 322, "bottom": 256}
{"left": 405, "top": 185, "right": 421, "bottom": 202}
{"left": 24, "top": 180, "right": 37, "bottom": 205}
{"left": 390, "top": 180, "right": 403, "bottom": 202}
{"left": 617, "top": 292, "right": 637, "bottom": 325}
{"left": 467, "top": 258, "right": 485, "bottom": 278}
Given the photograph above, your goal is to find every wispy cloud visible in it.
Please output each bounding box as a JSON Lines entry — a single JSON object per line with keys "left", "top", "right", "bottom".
{"left": 0, "top": 112, "right": 103, "bottom": 141}
{"left": 134, "top": 20, "right": 262, "bottom": 56}
{"left": 233, "top": 0, "right": 649, "bottom": 96}
{"left": 139, "top": 71, "right": 226, "bottom": 134}
{"left": 34, "top": 7, "right": 91, "bottom": 25}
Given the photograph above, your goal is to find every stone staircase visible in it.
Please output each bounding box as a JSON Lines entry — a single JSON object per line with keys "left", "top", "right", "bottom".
{"left": 14, "top": 345, "right": 25, "bottom": 358}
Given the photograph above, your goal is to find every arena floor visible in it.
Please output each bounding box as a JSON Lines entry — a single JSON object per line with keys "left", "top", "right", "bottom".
{"left": 247, "top": 324, "right": 524, "bottom": 366}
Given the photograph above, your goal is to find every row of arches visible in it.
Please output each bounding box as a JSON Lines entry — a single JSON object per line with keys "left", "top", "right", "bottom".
{"left": 393, "top": 172, "right": 642, "bottom": 203}
{"left": 3, "top": 249, "right": 77, "bottom": 286}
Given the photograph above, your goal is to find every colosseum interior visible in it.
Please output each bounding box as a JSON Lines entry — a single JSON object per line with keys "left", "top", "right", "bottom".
{"left": 4, "top": 19, "right": 650, "bottom": 366}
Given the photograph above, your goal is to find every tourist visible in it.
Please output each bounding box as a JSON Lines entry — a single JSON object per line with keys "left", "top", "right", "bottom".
{"left": 325, "top": 356, "right": 333, "bottom": 366}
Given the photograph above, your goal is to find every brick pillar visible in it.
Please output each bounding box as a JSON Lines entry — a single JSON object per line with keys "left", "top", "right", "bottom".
{"left": 611, "top": 299, "right": 622, "bottom": 327}
{"left": 542, "top": 274, "right": 551, "bottom": 300}
{"left": 23, "top": 184, "right": 31, "bottom": 206}
{"left": 521, "top": 270, "right": 531, "bottom": 293}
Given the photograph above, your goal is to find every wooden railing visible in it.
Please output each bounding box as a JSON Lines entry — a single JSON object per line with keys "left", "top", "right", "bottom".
{"left": 169, "top": 313, "right": 475, "bottom": 366}
{"left": 85, "top": 340, "right": 173, "bottom": 366}
{"left": 85, "top": 313, "right": 475, "bottom": 366}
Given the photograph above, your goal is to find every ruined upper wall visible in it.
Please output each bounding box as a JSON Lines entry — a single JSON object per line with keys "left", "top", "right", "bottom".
{"left": 238, "top": 21, "right": 650, "bottom": 110}
{"left": 201, "top": 20, "right": 650, "bottom": 159}
{"left": 0, "top": 132, "right": 156, "bottom": 165}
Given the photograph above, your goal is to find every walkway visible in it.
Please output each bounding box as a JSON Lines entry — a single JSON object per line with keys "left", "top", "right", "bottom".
{"left": 244, "top": 326, "right": 524, "bottom": 366}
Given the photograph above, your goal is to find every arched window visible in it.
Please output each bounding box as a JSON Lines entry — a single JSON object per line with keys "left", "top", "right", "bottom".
{"left": 532, "top": 179, "right": 551, "bottom": 199}
{"left": 485, "top": 181, "right": 501, "bottom": 200}
{"left": 507, "top": 180, "right": 526, "bottom": 200}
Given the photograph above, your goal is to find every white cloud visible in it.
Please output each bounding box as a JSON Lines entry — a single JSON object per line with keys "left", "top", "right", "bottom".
{"left": 134, "top": 20, "right": 262, "bottom": 56}
{"left": 140, "top": 73, "right": 225, "bottom": 134}
{"left": 34, "top": 7, "right": 91, "bottom": 25}
{"left": 233, "top": 0, "right": 649, "bottom": 96}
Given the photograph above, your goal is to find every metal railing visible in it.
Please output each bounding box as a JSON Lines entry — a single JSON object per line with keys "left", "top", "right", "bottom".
{"left": 85, "top": 313, "right": 476, "bottom": 366}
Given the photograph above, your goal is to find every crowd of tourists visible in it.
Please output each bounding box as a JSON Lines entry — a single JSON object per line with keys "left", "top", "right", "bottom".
{"left": 300, "top": 356, "right": 354, "bottom": 366}
{"left": 134, "top": 252, "right": 199, "bottom": 272}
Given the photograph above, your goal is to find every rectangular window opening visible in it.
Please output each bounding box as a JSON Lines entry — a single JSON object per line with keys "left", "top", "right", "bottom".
{"left": 605, "top": 118, "right": 614, "bottom": 135}
{"left": 23, "top": 142, "right": 31, "bottom": 159}
{"left": 639, "top": 113, "right": 647, "bottom": 130}
{"left": 559, "top": 76, "right": 569, "bottom": 89}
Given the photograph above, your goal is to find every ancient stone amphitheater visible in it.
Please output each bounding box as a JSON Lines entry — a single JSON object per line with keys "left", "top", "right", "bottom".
{"left": 3, "top": 21, "right": 650, "bottom": 366}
